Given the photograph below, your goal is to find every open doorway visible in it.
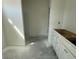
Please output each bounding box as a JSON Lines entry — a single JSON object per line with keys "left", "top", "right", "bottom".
{"left": 22, "top": 0, "right": 49, "bottom": 44}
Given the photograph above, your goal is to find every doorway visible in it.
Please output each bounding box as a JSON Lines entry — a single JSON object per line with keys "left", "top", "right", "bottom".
{"left": 22, "top": 0, "right": 49, "bottom": 44}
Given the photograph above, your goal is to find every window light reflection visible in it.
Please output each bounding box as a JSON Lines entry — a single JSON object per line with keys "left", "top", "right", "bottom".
{"left": 8, "top": 18, "right": 24, "bottom": 40}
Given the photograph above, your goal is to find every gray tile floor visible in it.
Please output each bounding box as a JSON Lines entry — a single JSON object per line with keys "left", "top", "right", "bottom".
{"left": 3, "top": 37, "right": 58, "bottom": 59}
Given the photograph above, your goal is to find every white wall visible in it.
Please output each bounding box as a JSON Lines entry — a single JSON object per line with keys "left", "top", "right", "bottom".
{"left": 2, "top": 27, "right": 7, "bottom": 49}
{"left": 49, "top": 0, "right": 66, "bottom": 29}
{"left": 3, "top": 0, "right": 25, "bottom": 46}
{"left": 62, "top": 0, "right": 76, "bottom": 33}
{"left": 49, "top": 0, "right": 76, "bottom": 33}
{"left": 22, "top": 0, "right": 49, "bottom": 37}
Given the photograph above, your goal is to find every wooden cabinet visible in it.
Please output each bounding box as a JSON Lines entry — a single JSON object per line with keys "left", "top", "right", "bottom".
{"left": 48, "top": 29, "right": 76, "bottom": 59}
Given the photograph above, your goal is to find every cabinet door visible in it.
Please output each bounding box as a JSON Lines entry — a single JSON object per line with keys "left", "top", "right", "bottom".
{"left": 55, "top": 36, "right": 62, "bottom": 58}
{"left": 56, "top": 35, "right": 75, "bottom": 59}
{"left": 59, "top": 43, "right": 75, "bottom": 59}
{"left": 51, "top": 30, "right": 76, "bottom": 59}
{"left": 61, "top": 36, "right": 76, "bottom": 56}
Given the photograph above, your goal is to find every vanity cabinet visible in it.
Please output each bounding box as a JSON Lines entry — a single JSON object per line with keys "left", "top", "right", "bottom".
{"left": 48, "top": 29, "right": 76, "bottom": 59}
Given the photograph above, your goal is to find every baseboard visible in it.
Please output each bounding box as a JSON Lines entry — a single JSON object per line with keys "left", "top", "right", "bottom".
{"left": 30, "top": 35, "right": 48, "bottom": 38}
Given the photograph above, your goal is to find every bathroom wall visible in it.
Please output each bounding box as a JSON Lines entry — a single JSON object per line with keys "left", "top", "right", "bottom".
{"left": 49, "top": 0, "right": 66, "bottom": 29}
{"left": 2, "top": 26, "right": 7, "bottom": 49}
{"left": 3, "top": 0, "right": 25, "bottom": 46}
{"left": 22, "top": 0, "right": 49, "bottom": 37}
{"left": 49, "top": 0, "right": 76, "bottom": 33}
{"left": 62, "top": 0, "right": 76, "bottom": 33}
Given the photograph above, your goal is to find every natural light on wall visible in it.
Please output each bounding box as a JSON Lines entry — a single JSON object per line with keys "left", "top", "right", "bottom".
{"left": 8, "top": 18, "right": 24, "bottom": 40}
